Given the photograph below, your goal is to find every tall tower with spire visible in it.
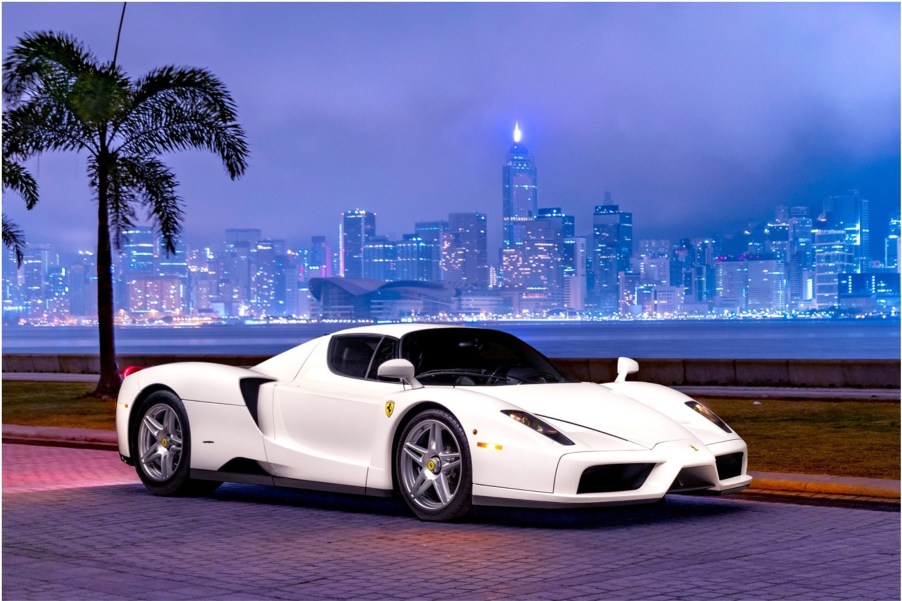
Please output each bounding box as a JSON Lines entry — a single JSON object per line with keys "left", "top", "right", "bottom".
{"left": 502, "top": 123, "right": 537, "bottom": 250}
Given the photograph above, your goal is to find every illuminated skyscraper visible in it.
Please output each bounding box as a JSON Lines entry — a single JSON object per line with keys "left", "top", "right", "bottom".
{"left": 812, "top": 228, "right": 853, "bottom": 309}
{"left": 21, "top": 244, "right": 54, "bottom": 317}
{"left": 536, "top": 207, "right": 586, "bottom": 286}
{"left": 714, "top": 258, "right": 748, "bottom": 313}
{"left": 821, "top": 190, "right": 869, "bottom": 271}
{"left": 747, "top": 256, "right": 786, "bottom": 312}
{"left": 885, "top": 215, "right": 900, "bottom": 272}
{"left": 121, "top": 226, "right": 156, "bottom": 277}
{"left": 221, "top": 228, "right": 261, "bottom": 316}
{"left": 252, "top": 239, "right": 286, "bottom": 315}
{"left": 118, "top": 226, "right": 156, "bottom": 312}
{"left": 308, "top": 236, "right": 333, "bottom": 279}
{"left": 445, "top": 213, "right": 488, "bottom": 290}
{"left": 500, "top": 219, "right": 561, "bottom": 291}
{"left": 563, "top": 236, "right": 587, "bottom": 310}
{"left": 414, "top": 220, "right": 448, "bottom": 281}
{"left": 788, "top": 207, "right": 814, "bottom": 308}
{"left": 363, "top": 235, "right": 396, "bottom": 281}
{"left": 340, "top": 209, "right": 376, "bottom": 279}
{"left": 502, "top": 123, "right": 537, "bottom": 250}
{"left": 590, "top": 199, "right": 633, "bottom": 314}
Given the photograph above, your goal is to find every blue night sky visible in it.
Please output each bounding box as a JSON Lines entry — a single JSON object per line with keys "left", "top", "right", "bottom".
{"left": 2, "top": 2, "right": 899, "bottom": 257}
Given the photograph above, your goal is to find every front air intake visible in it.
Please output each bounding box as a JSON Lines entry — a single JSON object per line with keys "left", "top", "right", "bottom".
{"left": 577, "top": 463, "right": 655, "bottom": 494}
{"left": 715, "top": 452, "right": 744, "bottom": 480}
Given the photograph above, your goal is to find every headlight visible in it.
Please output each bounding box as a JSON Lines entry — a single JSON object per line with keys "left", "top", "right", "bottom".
{"left": 501, "top": 410, "right": 575, "bottom": 445}
{"left": 685, "top": 400, "right": 732, "bottom": 434}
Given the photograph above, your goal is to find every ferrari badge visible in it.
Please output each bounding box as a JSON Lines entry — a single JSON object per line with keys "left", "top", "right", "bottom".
{"left": 385, "top": 401, "right": 395, "bottom": 418}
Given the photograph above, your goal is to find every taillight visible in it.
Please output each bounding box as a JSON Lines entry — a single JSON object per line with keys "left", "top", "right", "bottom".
{"left": 120, "top": 365, "right": 144, "bottom": 379}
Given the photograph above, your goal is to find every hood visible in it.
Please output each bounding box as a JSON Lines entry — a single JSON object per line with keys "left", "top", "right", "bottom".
{"left": 477, "top": 382, "right": 695, "bottom": 449}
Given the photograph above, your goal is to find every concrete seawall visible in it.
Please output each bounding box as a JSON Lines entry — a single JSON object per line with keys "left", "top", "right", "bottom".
{"left": 2, "top": 354, "right": 899, "bottom": 389}
{"left": 554, "top": 358, "right": 901, "bottom": 388}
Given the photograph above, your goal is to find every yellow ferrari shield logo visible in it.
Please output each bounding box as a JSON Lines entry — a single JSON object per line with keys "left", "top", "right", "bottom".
{"left": 384, "top": 401, "right": 395, "bottom": 418}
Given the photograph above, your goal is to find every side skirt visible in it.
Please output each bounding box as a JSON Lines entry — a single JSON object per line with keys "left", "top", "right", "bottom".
{"left": 472, "top": 495, "right": 660, "bottom": 509}
{"left": 190, "top": 468, "right": 393, "bottom": 498}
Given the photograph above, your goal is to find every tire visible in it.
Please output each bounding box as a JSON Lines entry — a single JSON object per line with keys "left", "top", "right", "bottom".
{"left": 396, "top": 408, "right": 472, "bottom": 521}
{"left": 132, "top": 390, "right": 220, "bottom": 496}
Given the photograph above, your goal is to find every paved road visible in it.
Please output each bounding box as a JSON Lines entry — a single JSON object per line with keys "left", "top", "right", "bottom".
{"left": 3, "top": 444, "right": 899, "bottom": 601}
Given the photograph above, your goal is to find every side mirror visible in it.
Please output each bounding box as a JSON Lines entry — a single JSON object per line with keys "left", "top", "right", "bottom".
{"left": 377, "top": 359, "right": 423, "bottom": 389}
{"left": 615, "top": 357, "right": 639, "bottom": 383}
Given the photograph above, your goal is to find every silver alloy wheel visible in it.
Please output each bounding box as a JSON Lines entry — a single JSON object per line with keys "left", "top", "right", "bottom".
{"left": 137, "top": 402, "right": 185, "bottom": 482}
{"left": 398, "top": 418, "right": 463, "bottom": 511}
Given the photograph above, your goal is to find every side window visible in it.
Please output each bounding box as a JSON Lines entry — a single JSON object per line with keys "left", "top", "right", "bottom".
{"left": 327, "top": 335, "right": 399, "bottom": 380}
{"left": 328, "top": 336, "right": 381, "bottom": 379}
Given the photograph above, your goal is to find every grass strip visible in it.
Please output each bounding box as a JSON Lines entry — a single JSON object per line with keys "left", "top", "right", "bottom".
{"left": 2, "top": 381, "right": 899, "bottom": 480}
{"left": 706, "top": 398, "right": 900, "bottom": 480}
{"left": 2, "top": 381, "right": 114, "bottom": 431}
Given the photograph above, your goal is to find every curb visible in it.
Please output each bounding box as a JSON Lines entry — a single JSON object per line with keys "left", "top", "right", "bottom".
{"left": 747, "top": 471, "right": 900, "bottom": 500}
{"left": 2, "top": 425, "right": 898, "bottom": 502}
{"left": 2, "top": 424, "right": 118, "bottom": 451}
{"left": 676, "top": 386, "right": 900, "bottom": 402}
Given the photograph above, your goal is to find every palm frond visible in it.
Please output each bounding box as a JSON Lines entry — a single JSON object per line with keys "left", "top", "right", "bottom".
{"left": 1, "top": 157, "right": 39, "bottom": 209}
{"left": 2, "top": 31, "right": 97, "bottom": 107}
{"left": 117, "top": 66, "right": 248, "bottom": 179}
{"left": 95, "top": 154, "right": 184, "bottom": 255}
{"left": 119, "top": 155, "right": 184, "bottom": 255}
{"left": 131, "top": 66, "right": 240, "bottom": 123}
{"left": 2, "top": 213, "right": 27, "bottom": 266}
{"left": 4, "top": 101, "right": 96, "bottom": 156}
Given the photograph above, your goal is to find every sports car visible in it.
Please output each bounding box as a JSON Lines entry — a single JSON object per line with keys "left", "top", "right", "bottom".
{"left": 116, "top": 323, "right": 751, "bottom": 521}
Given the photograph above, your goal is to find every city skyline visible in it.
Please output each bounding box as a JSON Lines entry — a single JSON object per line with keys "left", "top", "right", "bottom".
{"left": 6, "top": 183, "right": 898, "bottom": 324}
{"left": 2, "top": 3, "right": 899, "bottom": 257}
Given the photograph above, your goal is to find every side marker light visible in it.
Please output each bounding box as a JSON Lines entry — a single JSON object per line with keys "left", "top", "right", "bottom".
{"left": 476, "top": 442, "right": 503, "bottom": 451}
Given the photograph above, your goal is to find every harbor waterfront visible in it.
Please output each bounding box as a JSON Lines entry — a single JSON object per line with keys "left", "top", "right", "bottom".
{"left": 2, "top": 319, "right": 899, "bottom": 360}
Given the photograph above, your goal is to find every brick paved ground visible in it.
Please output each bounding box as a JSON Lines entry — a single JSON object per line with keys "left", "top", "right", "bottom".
{"left": 3, "top": 443, "right": 900, "bottom": 601}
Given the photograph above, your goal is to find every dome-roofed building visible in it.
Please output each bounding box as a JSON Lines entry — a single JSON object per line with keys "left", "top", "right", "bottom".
{"left": 308, "top": 277, "right": 454, "bottom": 320}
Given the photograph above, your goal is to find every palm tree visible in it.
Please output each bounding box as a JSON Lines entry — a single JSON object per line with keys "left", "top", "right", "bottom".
{"left": 3, "top": 32, "right": 249, "bottom": 396}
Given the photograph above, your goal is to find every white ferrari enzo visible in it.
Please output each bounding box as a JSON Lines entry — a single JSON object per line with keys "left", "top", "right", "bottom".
{"left": 117, "top": 323, "right": 751, "bottom": 521}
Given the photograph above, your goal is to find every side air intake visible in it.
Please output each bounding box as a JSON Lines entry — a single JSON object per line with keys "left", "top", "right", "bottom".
{"left": 239, "top": 378, "right": 274, "bottom": 426}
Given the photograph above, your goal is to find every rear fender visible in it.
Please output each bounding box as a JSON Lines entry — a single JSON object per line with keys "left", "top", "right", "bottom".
{"left": 116, "top": 362, "right": 269, "bottom": 467}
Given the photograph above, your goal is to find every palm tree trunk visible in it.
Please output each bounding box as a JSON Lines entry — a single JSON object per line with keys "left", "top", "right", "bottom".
{"left": 94, "top": 151, "right": 120, "bottom": 397}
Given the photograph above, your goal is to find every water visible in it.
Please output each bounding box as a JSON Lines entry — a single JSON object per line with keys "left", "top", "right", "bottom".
{"left": 2, "top": 319, "right": 899, "bottom": 359}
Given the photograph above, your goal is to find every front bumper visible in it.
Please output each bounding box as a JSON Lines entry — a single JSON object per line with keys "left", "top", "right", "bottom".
{"left": 472, "top": 438, "right": 751, "bottom": 508}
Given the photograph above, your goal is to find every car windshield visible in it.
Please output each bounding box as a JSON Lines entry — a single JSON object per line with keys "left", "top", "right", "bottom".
{"left": 399, "top": 328, "right": 577, "bottom": 386}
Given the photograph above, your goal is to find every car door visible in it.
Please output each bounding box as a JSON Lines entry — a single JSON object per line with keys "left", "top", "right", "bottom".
{"left": 265, "top": 334, "right": 400, "bottom": 489}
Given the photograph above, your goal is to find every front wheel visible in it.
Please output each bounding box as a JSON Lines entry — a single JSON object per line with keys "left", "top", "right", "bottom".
{"left": 396, "top": 409, "right": 472, "bottom": 521}
{"left": 132, "top": 391, "right": 220, "bottom": 496}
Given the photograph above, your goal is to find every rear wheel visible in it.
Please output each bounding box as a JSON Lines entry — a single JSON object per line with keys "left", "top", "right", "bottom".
{"left": 133, "top": 391, "right": 220, "bottom": 496}
{"left": 396, "top": 409, "right": 472, "bottom": 521}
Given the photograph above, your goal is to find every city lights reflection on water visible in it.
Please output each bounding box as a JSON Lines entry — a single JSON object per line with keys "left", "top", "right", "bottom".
{"left": 2, "top": 319, "right": 898, "bottom": 359}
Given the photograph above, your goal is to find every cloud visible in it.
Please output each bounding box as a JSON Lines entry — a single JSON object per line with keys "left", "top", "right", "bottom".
{"left": 2, "top": 2, "right": 898, "bottom": 255}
